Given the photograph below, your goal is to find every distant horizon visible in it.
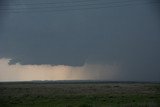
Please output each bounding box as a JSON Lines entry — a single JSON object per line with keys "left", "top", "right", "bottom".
{"left": 0, "top": 79, "right": 160, "bottom": 83}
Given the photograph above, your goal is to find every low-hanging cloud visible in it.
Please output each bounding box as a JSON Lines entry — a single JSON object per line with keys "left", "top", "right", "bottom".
{"left": 0, "top": 58, "right": 120, "bottom": 81}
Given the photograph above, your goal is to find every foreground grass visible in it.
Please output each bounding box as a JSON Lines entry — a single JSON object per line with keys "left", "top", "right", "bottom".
{"left": 0, "top": 82, "right": 160, "bottom": 107}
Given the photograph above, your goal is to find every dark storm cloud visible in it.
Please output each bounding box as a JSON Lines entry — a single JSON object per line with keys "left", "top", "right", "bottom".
{"left": 0, "top": 0, "right": 9, "bottom": 23}
{"left": 152, "top": 0, "right": 160, "bottom": 9}
{"left": 0, "top": 0, "right": 8, "bottom": 11}
{"left": 151, "top": 0, "right": 160, "bottom": 16}
{"left": 0, "top": 0, "right": 160, "bottom": 81}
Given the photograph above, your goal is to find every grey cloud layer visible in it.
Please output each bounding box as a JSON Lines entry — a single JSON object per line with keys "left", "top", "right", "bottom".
{"left": 0, "top": 0, "right": 160, "bottom": 81}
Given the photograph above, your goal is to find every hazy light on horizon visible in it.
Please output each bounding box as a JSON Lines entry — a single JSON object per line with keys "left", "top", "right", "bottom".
{"left": 0, "top": 58, "right": 120, "bottom": 81}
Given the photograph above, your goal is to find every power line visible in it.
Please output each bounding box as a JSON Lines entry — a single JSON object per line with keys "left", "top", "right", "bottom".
{"left": 0, "top": 0, "right": 153, "bottom": 8}
{"left": 0, "top": 0, "right": 100, "bottom": 6}
{"left": 0, "top": 0, "right": 153, "bottom": 10}
{"left": 0, "top": 0, "right": 159, "bottom": 13}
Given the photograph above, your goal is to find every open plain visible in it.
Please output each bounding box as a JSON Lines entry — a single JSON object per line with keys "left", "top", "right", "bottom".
{"left": 0, "top": 81, "right": 160, "bottom": 107}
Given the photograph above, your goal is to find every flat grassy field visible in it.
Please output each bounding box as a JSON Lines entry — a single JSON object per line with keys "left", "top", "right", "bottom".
{"left": 0, "top": 81, "right": 160, "bottom": 107}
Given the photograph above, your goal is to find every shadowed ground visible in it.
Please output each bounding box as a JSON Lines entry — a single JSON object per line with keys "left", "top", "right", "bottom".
{"left": 0, "top": 81, "right": 160, "bottom": 107}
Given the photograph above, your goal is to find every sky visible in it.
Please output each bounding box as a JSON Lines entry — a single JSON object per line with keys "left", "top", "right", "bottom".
{"left": 0, "top": 0, "right": 160, "bottom": 81}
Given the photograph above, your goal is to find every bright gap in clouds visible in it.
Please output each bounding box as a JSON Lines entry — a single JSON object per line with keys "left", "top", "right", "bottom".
{"left": 0, "top": 58, "right": 120, "bottom": 81}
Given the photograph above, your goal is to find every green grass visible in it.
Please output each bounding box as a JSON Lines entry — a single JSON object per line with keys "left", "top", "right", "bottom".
{"left": 0, "top": 82, "right": 160, "bottom": 107}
